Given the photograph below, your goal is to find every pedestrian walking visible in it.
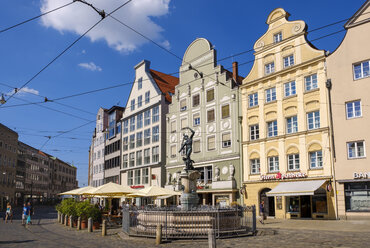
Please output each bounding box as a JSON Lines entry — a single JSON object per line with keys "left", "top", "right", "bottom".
{"left": 5, "top": 202, "right": 13, "bottom": 223}
{"left": 22, "top": 203, "right": 28, "bottom": 225}
{"left": 259, "top": 200, "right": 265, "bottom": 224}
{"left": 26, "top": 202, "right": 32, "bottom": 225}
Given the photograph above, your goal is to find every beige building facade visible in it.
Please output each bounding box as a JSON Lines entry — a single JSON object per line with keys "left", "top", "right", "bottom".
{"left": 241, "top": 8, "right": 335, "bottom": 219}
{"left": 326, "top": 1, "right": 370, "bottom": 219}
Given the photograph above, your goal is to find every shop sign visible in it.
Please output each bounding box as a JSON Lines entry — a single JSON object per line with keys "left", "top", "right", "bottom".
{"left": 353, "top": 172, "right": 369, "bottom": 179}
{"left": 130, "top": 185, "right": 144, "bottom": 189}
{"left": 260, "top": 172, "right": 307, "bottom": 181}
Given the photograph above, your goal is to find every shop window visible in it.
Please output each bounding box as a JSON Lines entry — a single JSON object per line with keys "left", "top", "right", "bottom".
{"left": 345, "top": 182, "right": 370, "bottom": 212}
{"left": 312, "top": 192, "right": 328, "bottom": 213}
{"left": 286, "top": 196, "right": 299, "bottom": 213}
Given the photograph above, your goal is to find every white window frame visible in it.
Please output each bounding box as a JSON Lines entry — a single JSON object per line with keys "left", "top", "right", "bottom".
{"left": 273, "top": 32, "right": 282, "bottom": 43}
{"left": 144, "top": 110, "right": 151, "bottom": 126}
{"left": 152, "top": 126, "right": 159, "bottom": 143}
{"left": 145, "top": 91, "right": 150, "bottom": 104}
{"left": 193, "top": 113, "right": 200, "bottom": 126}
{"left": 129, "top": 152, "right": 135, "bottom": 167}
{"left": 130, "top": 117, "right": 135, "bottom": 132}
{"left": 284, "top": 81, "right": 296, "bottom": 97}
{"left": 193, "top": 94, "right": 200, "bottom": 107}
{"left": 265, "top": 87, "right": 276, "bottom": 103}
{"left": 138, "top": 95, "right": 142, "bottom": 108}
{"left": 286, "top": 116, "right": 298, "bottom": 134}
{"left": 249, "top": 92, "right": 258, "bottom": 107}
{"left": 152, "top": 146, "right": 159, "bottom": 163}
{"left": 283, "top": 55, "right": 294, "bottom": 68}
{"left": 305, "top": 74, "right": 318, "bottom": 91}
{"left": 144, "top": 148, "right": 150, "bottom": 164}
{"left": 287, "top": 154, "right": 300, "bottom": 171}
{"left": 346, "top": 100, "right": 362, "bottom": 119}
{"left": 347, "top": 141, "right": 366, "bottom": 159}
{"left": 250, "top": 159, "right": 260, "bottom": 174}
{"left": 250, "top": 124, "right": 259, "bottom": 141}
{"left": 265, "top": 62, "right": 275, "bottom": 75}
{"left": 152, "top": 106, "right": 159, "bottom": 123}
{"left": 142, "top": 168, "right": 149, "bottom": 184}
{"left": 137, "top": 113, "right": 143, "bottom": 129}
{"left": 130, "top": 99, "right": 135, "bottom": 111}
{"left": 138, "top": 77, "right": 142, "bottom": 90}
{"left": 207, "top": 135, "right": 216, "bottom": 151}
{"left": 136, "top": 132, "right": 142, "bottom": 147}
{"left": 307, "top": 111, "right": 320, "bottom": 130}
{"left": 268, "top": 156, "right": 279, "bottom": 173}
{"left": 353, "top": 60, "right": 370, "bottom": 80}
{"left": 222, "top": 132, "right": 231, "bottom": 148}
{"left": 144, "top": 128, "right": 151, "bottom": 145}
{"left": 129, "top": 134, "right": 135, "bottom": 149}
{"left": 267, "top": 120, "right": 278, "bottom": 137}
{"left": 206, "top": 88, "right": 215, "bottom": 102}
{"left": 127, "top": 170, "right": 133, "bottom": 185}
{"left": 136, "top": 150, "right": 142, "bottom": 166}
{"left": 309, "top": 150, "right": 323, "bottom": 169}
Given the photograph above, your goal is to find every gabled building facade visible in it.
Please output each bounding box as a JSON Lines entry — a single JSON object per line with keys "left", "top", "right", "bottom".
{"left": 241, "top": 9, "right": 335, "bottom": 219}
{"left": 327, "top": 0, "right": 370, "bottom": 219}
{"left": 91, "top": 107, "right": 108, "bottom": 187}
{"left": 165, "top": 38, "right": 243, "bottom": 206}
{"left": 104, "top": 106, "right": 124, "bottom": 184}
{"left": 120, "top": 60, "right": 178, "bottom": 195}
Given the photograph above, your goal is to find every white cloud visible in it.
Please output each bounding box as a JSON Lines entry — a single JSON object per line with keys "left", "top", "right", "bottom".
{"left": 40, "top": 0, "right": 171, "bottom": 53}
{"left": 7, "top": 87, "right": 39, "bottom": 96}
{"left": 78, "top": 62, "right": 102, "bottom": 71}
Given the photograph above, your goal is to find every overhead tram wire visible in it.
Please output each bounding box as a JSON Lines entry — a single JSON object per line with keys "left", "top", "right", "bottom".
{"left": 0, "top": 1, "right": 76, "bottom": 34}
{"left": 0, "top": 0, "right": 134, "bottom": 107}
{"left": 0, "top": 12, "right": 365, "bottom": 110}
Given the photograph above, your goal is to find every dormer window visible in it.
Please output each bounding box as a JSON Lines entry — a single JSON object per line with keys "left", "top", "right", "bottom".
{"left": 273, "top": 32, "right": 282, "bottom": 43}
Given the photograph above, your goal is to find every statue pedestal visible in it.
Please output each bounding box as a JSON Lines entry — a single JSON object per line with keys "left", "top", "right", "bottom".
{"left": 180, "top": 170, "right": 200, "bottom": 211}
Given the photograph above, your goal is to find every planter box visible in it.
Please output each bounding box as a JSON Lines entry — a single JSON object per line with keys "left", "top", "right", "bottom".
{"left": 81, "top": 220, "right": 88, "bottom": 229}
{"left": 93, "top": 222, "right": 100, "bottom": 230}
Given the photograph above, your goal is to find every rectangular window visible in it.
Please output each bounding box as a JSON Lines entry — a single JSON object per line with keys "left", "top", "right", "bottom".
{"left": 180, "top": 99, "right": 187, "bottom": 111}
{"left": 144, "top": 148, "right": 150, "bottom": 164}
{"left": 145, "top": 91, "right": 150, "bottom": 104}
{"left": 347, "top": 141, "right": 365, "bottom": 159}
{"left": 222, "top": 133, "right": 231, "bottom": 148}
{"left": 138, "top": 77, "right": 142, "bottom": 90}
{"left": 307, "top": 111, "right": 320, "bottom": 130}
{"left": 138, "top": 95, "right": 142, "bottom": 108}
{"left": 152, "top": 126, "right": 159, "bottom": 142}
{"left": 144, "top": 110, "right": 151, "bottom": 126}
{"left": 283, "top": 55, "right": 294, "bottom": 68}
{"left": 152, "top": 146, "right": 159, "bottom": 163}
{"left": 221, "top": 105, "right": 230, "bottom": 119}
{"left": 207, "top": 109, "right": 215, "bottom": 123}
{"left": 268, "top": 156, "right": 279, "bottom": 172}
{"left": 142, "top": 168, "right": 149, "bottom": 184}
{"left": 129, "top": 134, "right": 135, "bottom": 149}
{"left": 250, "top": 124, "right": 259, "bottom": 140}
{"left": 305, "top": 74, "right": 318, "bottom": 91}
{"left": 265, "top": 62, "right": 275, "bottom": 75}
{"left": 123, "top": 154, "right": 128, "bottom": 168}
{"left": 127, "top": 171, "right": 133, "bottom": 186}
{"left": 250, "top": 159, "right": 260, "bottom": 174}
{"left": 134, "top": 169, "right": 141, "bottom": 185}
{"left": 170, "top": 145, "right": 176, "bottom": 158}
{"left": 265, "top": 87, "right": 276, "bottom": 103}
{"left": 137, "top": 113, "right": 143, "bottom": 129}
{"left": 267, "top": 120, "right": 278, "bottom": 137}
{"left": 206, "top": 88, "right": 215, "bottom": 102}
{"left": 122, "top": 137, "right": 128, "bottom": 151}
{"left": 193, "top": 113, "right": 200, "bottom": 126}
{"left": 346, "top": 100, "right": 362, "bottom": 119}
{"left": 344, "top": 182, "right": 370, "bottom": 212}
{"left": 284, "top": 81, "right": 296, "bottom": 97}
{"left": 131, "top": 99, "right": 135, "bottom": 111}
{"left": 208, "top": 136, "right": 216, "bottom": 151}
{"left": 171, "top": 121, "right": 176, "bottom": 133}
{"left": 193, "top": 94, "right": 200, "bottom": 107}
{"left": 123, "top": 120, "right": 128, "bottom": 134}
{"left": 152, "top": 106, "right": 159, "bottom": 123}
{"left": 354, "top": 60, "right": 370, "bottom": 80}
{"left": 310, "top": 150, "right": 323, "bottom": 169}
{"left": 181, "top": 118, "right": 188, "bottom": 129}
{"left": 129, "top": 152, "right": 135, "bottom": 167}
{"left": 136, "top": 132, "right": 142, "bottom": 147}
{"left": 286, "top": 116, "right": 298, "bottom": 134}
{"left": 144, "top": 129, "right": 151, "bottom": 145}
{"left": 194, "top": 140, "right": 201, "bottom": 153}
{"left": 273, "top": 32, "right": 282, "bottom": 43}
{"left": 249, "top": 93, "right": 258, "bottom": 107}
{"left": 136, "top": 150, "right": 142, "bottom": 166}
{"left": 288, "top": 154, "right": 300, "bottom": 171}
{"left": 130, "top": 117, "right": 135, "bottom": 132}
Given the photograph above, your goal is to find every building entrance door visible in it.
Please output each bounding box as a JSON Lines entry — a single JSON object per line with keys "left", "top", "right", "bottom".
{"left": 300, "top": 196, "right": 311, "bottom": 218}
{"left": 260, "top": 188, "right": 275, "bottom": 217}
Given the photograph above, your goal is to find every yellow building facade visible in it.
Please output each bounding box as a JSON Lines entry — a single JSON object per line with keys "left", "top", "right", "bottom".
{"left": 241, "top": 8, "right": 336, "bottom": 219}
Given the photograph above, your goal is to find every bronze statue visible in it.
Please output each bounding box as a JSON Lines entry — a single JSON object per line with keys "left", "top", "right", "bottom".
{"left": 179, "top": 127, "right": 195, "bottom": 171}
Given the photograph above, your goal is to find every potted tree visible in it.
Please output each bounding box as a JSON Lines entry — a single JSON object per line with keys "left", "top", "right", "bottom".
{"left": 89, "top": 205, "right": 102, "bottom": 230}
{"left": 76, "top": 201, "right": 90, "bottom": 229}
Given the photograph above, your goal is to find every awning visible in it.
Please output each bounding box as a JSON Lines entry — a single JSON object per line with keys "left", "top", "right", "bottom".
{"left": 266, "top": 180, "right": 326, "bottom": 197}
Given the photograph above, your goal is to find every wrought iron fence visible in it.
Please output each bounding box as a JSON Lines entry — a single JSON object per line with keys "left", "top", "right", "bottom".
{"left": 122, "top": 205, "right": 256, "bottom": 239}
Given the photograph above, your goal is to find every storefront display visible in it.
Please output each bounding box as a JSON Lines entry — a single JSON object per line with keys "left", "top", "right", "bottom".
{"left": 345, "top": 182, "right": 370, "bottom": 212}
{"left": 287, "top": 196, "right": 299, "bottom": 213}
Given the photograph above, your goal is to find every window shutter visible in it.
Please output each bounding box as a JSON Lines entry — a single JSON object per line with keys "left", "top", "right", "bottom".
{"left": 194, "top": 140, "right": 200, "bottom": 153}
{"left": 207, "top": 109, "right": 215, "bottom": 122}
{"left": 207, "top": 89, "right": 214, "bottom": 102}
{"left": 222, "top": 133, "right": 231, "bottom": 142}
{"left": 222, "top": 105, "right": 230, "bottom": 118}
{"left": 208, "top": 136, "right": 215, "bottom": 150}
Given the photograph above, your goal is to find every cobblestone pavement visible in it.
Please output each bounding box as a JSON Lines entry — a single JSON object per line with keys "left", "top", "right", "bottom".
{"left": 1, "top": 207, "right": 369, "bottom": 247}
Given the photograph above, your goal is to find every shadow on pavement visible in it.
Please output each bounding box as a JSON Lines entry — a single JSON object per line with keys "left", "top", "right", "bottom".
{"left": 0, "top": 240, "right": 35, "bottom": 244}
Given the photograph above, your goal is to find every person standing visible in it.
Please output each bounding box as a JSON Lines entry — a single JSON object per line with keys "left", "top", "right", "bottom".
{"left": 26, "top": 202, "right": 32, "bottom": 225}
{"left": 259, "top": 200, "right": 265, "bottom": 224}
{"left": 22, "top": 203, "right": 28, "bottom": 225}
{"left": 5, "top": 202, "right": 13, "bottom": 223}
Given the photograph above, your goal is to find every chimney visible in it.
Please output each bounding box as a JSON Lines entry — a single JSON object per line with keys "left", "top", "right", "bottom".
{"left": 232, "top": 61, "right": 239, "bottom": 85}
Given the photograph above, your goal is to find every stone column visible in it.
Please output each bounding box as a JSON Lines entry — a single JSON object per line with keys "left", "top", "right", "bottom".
{"left": 77, "top": 217, "right": 81, "bottom": 230}
{"left": 180, "top": 170, "right": 201, "bottom": 211}
{"left": 88, "top": 217, "right": 93, "bottom": 232}
{"left": 69, "top": 216, "right": 73, "bottom": 228}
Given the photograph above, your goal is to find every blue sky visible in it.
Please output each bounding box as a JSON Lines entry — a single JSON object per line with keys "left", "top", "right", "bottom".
{"left": 0, "top": 0, "right": 364, "bottom": 186}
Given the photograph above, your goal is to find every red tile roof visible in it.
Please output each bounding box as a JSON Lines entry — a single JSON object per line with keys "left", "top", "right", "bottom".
{"left": 150, "top": 69, "right": 179, "bottom": 102}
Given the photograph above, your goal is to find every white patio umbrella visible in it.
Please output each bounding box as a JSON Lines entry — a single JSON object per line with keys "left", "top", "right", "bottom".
{"left": 86, "top": 182, "right": 137, "bottom": 197}
{"left": 59, "top": 186, "right": 96, "bottom": 195}
{"left": 128, "top": 185, "right": 181, "bottom": 198}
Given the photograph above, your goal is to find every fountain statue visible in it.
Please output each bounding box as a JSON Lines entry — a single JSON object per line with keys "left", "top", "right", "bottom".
{"left": 178, "top": 127, "right": 200, "bottom": 210}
